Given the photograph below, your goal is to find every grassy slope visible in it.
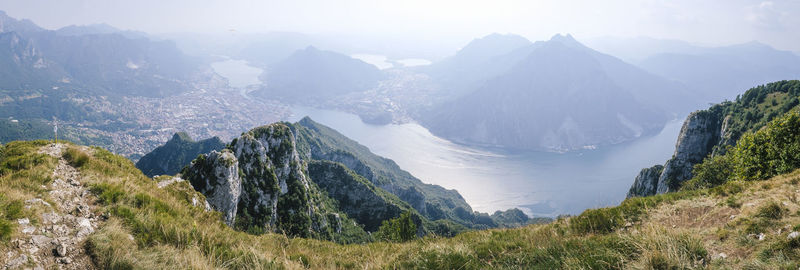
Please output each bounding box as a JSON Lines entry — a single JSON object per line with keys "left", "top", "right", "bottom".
{"left": 3, "top": 140, "right": 800, "bottom": 269}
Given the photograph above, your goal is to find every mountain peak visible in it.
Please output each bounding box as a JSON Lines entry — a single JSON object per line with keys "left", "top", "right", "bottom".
{"left": 461, "top": 33, "right": 531, "bottom": 52}
{"left": 549, "top": 33, "right": 580, "bottom": 45}
{"left": 550, "top": 33, "right": 575, "bottom": 41}
{"left": 171, "top": 132, "right": 194, "bottom": 142}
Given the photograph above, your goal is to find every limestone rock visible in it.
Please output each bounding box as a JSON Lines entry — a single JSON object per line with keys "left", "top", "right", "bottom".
{"left": 627, "top": 110, "right": 723, "bottom": 197}
{"left": 627, "top": 165, "right": 664, "bottom": 198}
{"left": 182, "top": 149, "right": 241, "bottom": 226}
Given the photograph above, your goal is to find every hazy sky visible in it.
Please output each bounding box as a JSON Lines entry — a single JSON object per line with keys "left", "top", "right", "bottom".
{"left": 3, "top": 0, "right": 800, "bottom": 52}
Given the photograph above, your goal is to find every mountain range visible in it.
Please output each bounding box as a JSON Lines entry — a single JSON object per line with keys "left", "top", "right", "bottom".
{"left": 0, "top": 11, "right": 211, "bottom": 97}
{"left": 420, "top": 34, "right": 696, "bottom": 151}
{"left": 588, "top": 36, "right": 800, "bottom": 102}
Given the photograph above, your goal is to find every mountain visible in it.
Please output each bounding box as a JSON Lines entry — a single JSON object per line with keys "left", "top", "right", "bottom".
{"left": 422, "top": 33, "right": 533, "bottom": 97}
{"left": 0, "top": 10, "right": 43, "bottom": 34}
{"left": 0, "top": 11, "right": 210, "bottom": 97}
{"left": 584, "top": 36, "right": 705, "bottom": 64}
{"left": 139, "top": 117, "right": 533, "bottom": 232}
{"left": 254, "top": 46, "right": 383, "bottom": 102}
{"left": 181, "top": 123, "right": 376, "bottom": 242}
{"left": 4, "top": 140, "right": 799, "bottom": 268}
{"left": 134, "top": 132, "right": 225, "bottom": 177}
{"left": 639, "top": 42, "right": 800, "bottom": 101}
{"left": 56, "top": 23, "right": 149, "bottom": 40}
{"left": 422, "top": 34, "right": 691, "bottom": 151}
{"left": 292, "top": 117, "right": 513, "bottom": 229}
{"left": 236, "top": 32, "right": 318, "bottom": 66}
{"left": 628, "top": 80, "right": 800, "bottom": 197}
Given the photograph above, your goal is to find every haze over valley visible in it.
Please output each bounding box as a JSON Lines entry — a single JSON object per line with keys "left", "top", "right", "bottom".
{"left": 1, "top": 1, "right": 800, "bottom": 268}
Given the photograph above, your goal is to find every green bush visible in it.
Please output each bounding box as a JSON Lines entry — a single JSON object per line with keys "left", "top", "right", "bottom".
{"left": 685, "top": 154, "right": 734, "bottom": 190}
{"left": 732, "top": 112, "right": 800, "bottom": 181}
{"left": 376, "top": 211, "right": 417, "bottom": 242}
{"left": 756, "top": 201, "right": 786, "bottom": 220}
{"left": 0, "top": 219, "right": 13, "bottom": 241}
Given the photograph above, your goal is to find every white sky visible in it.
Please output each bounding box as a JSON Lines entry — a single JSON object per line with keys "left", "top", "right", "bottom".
{"left": 2, "top": 0, "right": 800, "bottom": 52}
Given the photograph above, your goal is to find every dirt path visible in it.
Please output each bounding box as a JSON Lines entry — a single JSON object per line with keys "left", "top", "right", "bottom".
{"left": 3, "top": 144, "right": 100, "bottom": 270}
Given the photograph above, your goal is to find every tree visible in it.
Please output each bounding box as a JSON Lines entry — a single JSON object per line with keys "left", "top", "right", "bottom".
{"left": 376, "top": 211, "right": 417, "bottom": 242}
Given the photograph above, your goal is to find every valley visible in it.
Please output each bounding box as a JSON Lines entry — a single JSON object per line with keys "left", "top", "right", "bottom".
{"left": 1, "top": 3, "right": 800, "bottom": 268}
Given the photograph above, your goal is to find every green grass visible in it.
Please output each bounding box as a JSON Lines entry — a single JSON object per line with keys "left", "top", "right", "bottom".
{"left": 2, "top": 139, "right": 800, "bottom": 268}
{"left": 63, "top": 146, "right": 90, "bottom": 167}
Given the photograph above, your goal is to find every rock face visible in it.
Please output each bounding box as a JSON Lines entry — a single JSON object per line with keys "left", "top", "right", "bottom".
{"left": 182, "top": 149, "right": 241, "bottom": 225}
{"left": 655, "top": 110, "right": 723, "bottom": 193}
{"left": 626, "top": 165, "right": 664, "bottom": 198}
{"left": 627, "top": 111, "right": 723, "bottom": 197}
{"left": 183, "top": 123, "right": 346, "bottom": 238}
{"left": 291, "top": 117, "right": 481, "bottom": 228}
{"left": 627, "top": 81, "right": 800, "bottom": 197}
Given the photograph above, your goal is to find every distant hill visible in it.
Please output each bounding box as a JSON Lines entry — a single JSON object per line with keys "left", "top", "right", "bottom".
{"left": 639, "top": 42, "right": 800, "bottom": 101}
{"left": 422, "top": 34, "right": 693, "bottom": 151}
{"left": 255, "top": 46, "right": 383, "bottom": 102}
{"left": 585, "top": 36, "right": 800, "bottom": 102}
{"left": 135, "top": 132, "right": 225, "bottom": 177}
{"left": 0, "top": 10, "right": 43, "bottom": 34}
{"left": 421, "top": 33, "right": 533, "bottom": 97}
{"left": 56, "top": 23, "right": 149, "bottom": 40}
{"left": 0, "top": 11, "right": 210, "bottom": 97}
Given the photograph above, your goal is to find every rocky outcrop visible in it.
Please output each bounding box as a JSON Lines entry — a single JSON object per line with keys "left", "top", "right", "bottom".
{"left": 292, "top": 117, "right": 478, "bottom": 228}
{"left": 184, "top": 123, "right": 349, "bottom": 238}
{"left": 627, "top": 110, "right": 723, "bottom": 197}
{"left": 626, "top": 165, "right": 663, "bottom": 198}
{"left": 307, "top": 160, "right": 409, "bottom": 231}
{"left": 182, "top": 149, "right": 241, "bottom": 225}
{"left": 656, "top": 110, "right": 723, "bottom": 193}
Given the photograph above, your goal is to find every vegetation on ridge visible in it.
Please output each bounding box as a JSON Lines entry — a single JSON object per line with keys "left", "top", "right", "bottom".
{"left": 2, "top": 140, "right": 800, "bottom": 268}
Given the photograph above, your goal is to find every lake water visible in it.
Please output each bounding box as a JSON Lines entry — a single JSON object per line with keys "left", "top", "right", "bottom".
{"left": 212, "top": 59, "right": 683, "bottom": 217}
{"left": 211, "top": 59, "right": 263, "bottom": 88}
{"left": 286, "top": 106, "right": 682, "bottom": 217}
{"left": 351, "top": 54, "right": 394, "bottom": 69}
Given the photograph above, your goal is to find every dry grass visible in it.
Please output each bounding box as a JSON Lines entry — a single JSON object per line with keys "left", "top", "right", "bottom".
{"left": 3, "top": 141, "right": 800, "bottom": 269}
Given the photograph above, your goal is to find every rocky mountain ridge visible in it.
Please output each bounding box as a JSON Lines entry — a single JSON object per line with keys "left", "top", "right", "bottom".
{"left": 628, "top": 80, "right": 800, "bottom": 197}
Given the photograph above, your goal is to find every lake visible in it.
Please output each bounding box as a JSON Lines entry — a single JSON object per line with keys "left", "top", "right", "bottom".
{"left": 212, "top": 59, "right": 683, "bottom": 217}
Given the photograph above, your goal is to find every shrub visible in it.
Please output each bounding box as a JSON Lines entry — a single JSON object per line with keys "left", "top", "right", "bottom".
{"left": 756, "top": 201, "right": 785, "bottom": 220}
{"left": 685, "top": 154, "right": 734, "bottom": 190}
{"left": 726, "top": 196, "right": 742, "bottom": 208}
{"left": 376, "top": 211, "right": 417, "bottom": 242}
{"left": 569, "top": 207, "right": 623, "bottom": 234}
{"left": 732, "top": 112, "right": 800, "bottom": 181}
{"left": 3, "top": 200, "right": 23, "bottom": 220}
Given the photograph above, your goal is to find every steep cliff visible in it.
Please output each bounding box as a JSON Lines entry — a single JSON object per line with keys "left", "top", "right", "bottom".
{"left": 655, "top": 111, "right": 723, "bottom": 193}
{"left": 291, "top": 117, "right": 487, "bottom": 228}
{"left": 181, "top": 149, "right": 240, "bottom": 225}
{"left": 182, "top": 123, "right": 367, "bottom": 240}
{"left": 626, "top": 165, "right": 663, "bottom": 198}
{"left": 627, "top": 80, "right": 800, "bottom": 197}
